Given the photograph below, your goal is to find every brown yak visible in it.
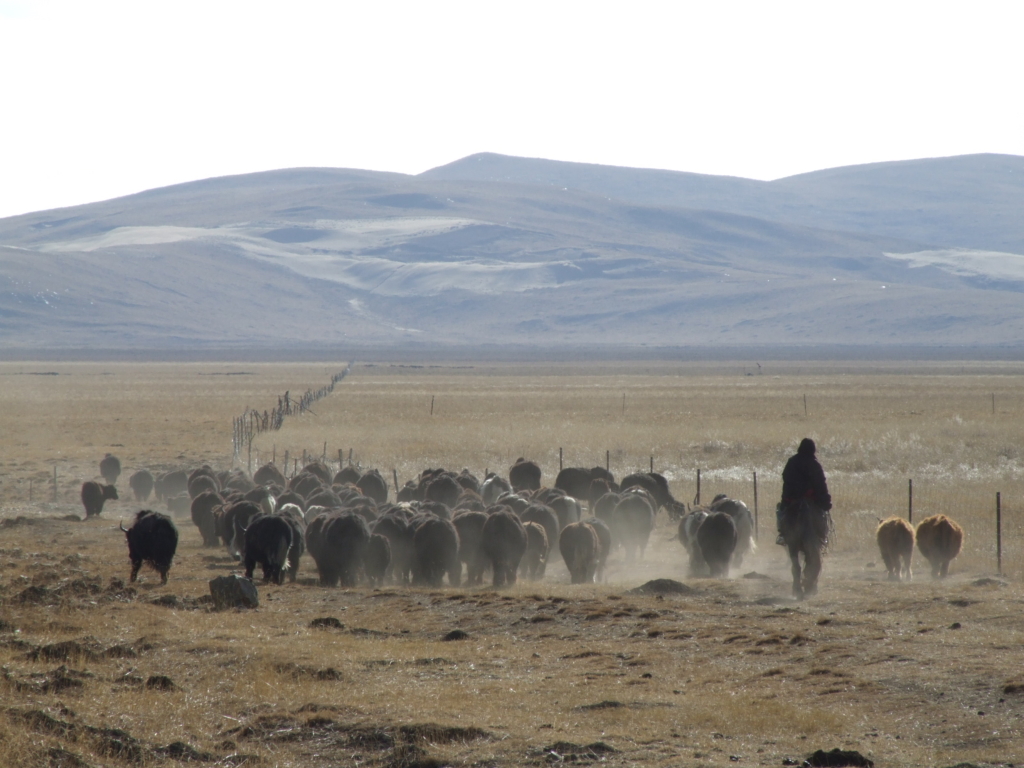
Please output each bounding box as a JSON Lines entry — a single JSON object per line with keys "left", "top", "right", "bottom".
{"left": 876, "top": 517, "right": 914, "bottom": 581}
{"left": 915, "top": 514, "right": 964, "bottom": 579}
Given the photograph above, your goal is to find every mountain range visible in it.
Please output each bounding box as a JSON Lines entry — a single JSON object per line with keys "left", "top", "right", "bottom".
{"left": 1, "top": 152, "right": 1023, "bottom": 352}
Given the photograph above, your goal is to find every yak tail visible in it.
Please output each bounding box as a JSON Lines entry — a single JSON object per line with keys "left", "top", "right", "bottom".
{"left": 275, "top": 537, "right": 291, "bottom": 572}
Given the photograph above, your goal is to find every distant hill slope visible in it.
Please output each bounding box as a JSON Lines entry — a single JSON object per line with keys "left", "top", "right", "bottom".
{"left": 1, "top": 154, "right": 1022, "bottom": 351}
{"left": 423, "top": 152, "right": 1024, "bottom": 253}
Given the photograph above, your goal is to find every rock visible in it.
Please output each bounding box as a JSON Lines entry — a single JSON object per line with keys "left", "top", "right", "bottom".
{"left": 442, "top": 629, "right": 469, "bottom": 641}
{"left": 309, "top": 617, "right": 344, "bottom": 630}
{"left": 209, "top": 576, "right": 258, "bottom": 610}
{"left": 803, "top": 748, "right": 874, "bottom": 767}
{"left": 627, "top": 579, "right": 694, "bottom": 596}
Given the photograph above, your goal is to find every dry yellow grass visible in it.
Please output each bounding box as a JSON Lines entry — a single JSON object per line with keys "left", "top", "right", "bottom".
{"left": 1, "top": 359, "right": 1023, "bottom": 767}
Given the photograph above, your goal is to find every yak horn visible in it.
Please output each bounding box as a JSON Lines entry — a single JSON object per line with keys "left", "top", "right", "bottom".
{"left": 119, "top": 520, "right": 128, "bottom": 533}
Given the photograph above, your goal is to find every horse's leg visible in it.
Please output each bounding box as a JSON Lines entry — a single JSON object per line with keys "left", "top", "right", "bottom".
{"left": 803, "top": 544, "right": 821, "bottom": 598}
{"left": 789, "top": 543, "right": 803, "bottom": 599}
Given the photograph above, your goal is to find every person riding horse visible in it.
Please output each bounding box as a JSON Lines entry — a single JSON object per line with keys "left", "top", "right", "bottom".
{"left": 776, "top": 438, "right": 831, "bottom": 545}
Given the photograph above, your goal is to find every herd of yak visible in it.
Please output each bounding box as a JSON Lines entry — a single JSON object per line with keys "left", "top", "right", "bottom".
{"left": 80, "top": 453, "right": 964, "bottom": 590}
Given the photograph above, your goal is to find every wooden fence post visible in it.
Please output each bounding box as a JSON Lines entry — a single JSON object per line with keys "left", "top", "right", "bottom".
{"left": 696, "top": 468, "right": 701, "bottom": 505}
{"left": 650, "top": 455, "right": 653, "bottom": 474}
{"left": 908, "top": 479, "right": 913, "bottom": 523}
{"left": 430, "top": 396, "right": 434, "bottom": 416}
{"left": 753, "top": 471, "right": 759, "bottom": 541}
{"left": 29, "top": 479, "right": 33, "bottom": 502}
{"left": 606, "top": 450, "right": 610, "bottom": 472}
{"left": 559, "top": 448, "right": 563, "bottom": 472}
{"left": 53, "top": 466, "right": 58, "bottom": 502}
{"left": 996, "top": 492, "right": 1002, "bottom": 576}
{"left": 393, "top": 469, "right": 400, "bottom": 498}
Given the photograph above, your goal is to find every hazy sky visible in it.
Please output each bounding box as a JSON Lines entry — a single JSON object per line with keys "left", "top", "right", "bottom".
{"left": 1, "top": 0, "right": 1021, "bottom": 219}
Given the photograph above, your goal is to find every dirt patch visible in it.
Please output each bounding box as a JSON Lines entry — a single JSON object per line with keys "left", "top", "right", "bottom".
{"left": 145, "top": 675, "right": 177, "bottom": 691}
{"left": 149, "top": 593, "right": 212, "bottom": 610}
{"left": 224, "top": 712, "right": 490, "bottom": 766}
{"left": 627, "top": 579, "right": 694, "bottom": 596}
{"left": 154, "top": 741, "right": 217, "bottom": 762}
{"left": 536, "top": 741, "right": 618, "bottom": 763}
{"left": 14, "top": 578, "right": 138, "bottom": 606}
{"left": 273, "top": 663, "right": 342, "bottom": 682}
{"left": 574, "top": 700, "right": 625, "bottom": 711}
{"left": 5, "top": 707, "right": 162, "bottom": 764}
{"left": 26, "top": 640, "right": 125, "bottom": 663}
{"left": 5, "top": 665, "right": 92, "bottom": 694}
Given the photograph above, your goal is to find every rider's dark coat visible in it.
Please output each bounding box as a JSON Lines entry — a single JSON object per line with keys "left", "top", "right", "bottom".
{"left": 781, "top": 439, "right": 832, "bottom": 511}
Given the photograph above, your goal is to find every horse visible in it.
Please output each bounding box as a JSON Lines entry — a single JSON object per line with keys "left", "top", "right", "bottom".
{"left": 778, "top": 500, "right": 830, "bottom": 599}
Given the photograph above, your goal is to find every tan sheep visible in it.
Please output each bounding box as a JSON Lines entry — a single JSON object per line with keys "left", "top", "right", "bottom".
{"left": 915, "top": 514, "right": 964, "bottom": 579}
{"left": 876, "top": 517, "right": 914, "bottom": 581}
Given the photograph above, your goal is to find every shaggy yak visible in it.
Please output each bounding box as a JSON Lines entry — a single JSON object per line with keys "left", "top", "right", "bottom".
{"left": 915, "top": 514, "right": 964, "bottom": 579}
{"left": 876, "top": 517, "right": 914, "bottom": 581}
{"left": 364, "top": 533, "right": 392, "bottom": 587}
{"left": 100, "top": 453, "right": 122, "bottom": 485}
{"left": 129, "top": 469, "right": 155, "bottom": 502}
{"left": 481, "top": 509, "right": 527, "bottom": 588}
{"left": 452, "top": 510, "right": 488, "bottom": 586}
{"left": 696, "top": 511, "right": 737, "bottom": 578}
{"left": 707, "top": 494, "right": 757, "bottom": 568}
{"left": 243, "top": 514, "right": 293, "bottom": 585}
{"left": 81, "top": 481, "right": 118, "bottom": 518}
{"left": 509, "top": 458, "right": 542, "bottom": 492}
{"left": 611, "top": 491, "right": 655, "bottom": 561}
{"left": 582, "top": 517, "right": 612, "bottom": 582}
{"left": 521, "top": 521, "right": 549, "bottom": 581}
{"left": 412, "top": 516, "right": 461, "bottom": 587}
{"left": 559, "top": 521, "right": 600, "bottom": 584}
{"left": 120, "top": 510, "right": 178, "bottom": 584}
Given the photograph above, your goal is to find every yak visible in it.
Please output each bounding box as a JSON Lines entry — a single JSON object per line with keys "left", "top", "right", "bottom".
{"left": 121, "top": 510, "right": 178, "bottom": 584}
{"left": 916, "top": 514, "right": 964, "bottom": 579}
{"left": 559, "top": 521, "right": 599, "bottom": 584}
{"left": 81, "top": 481, "right": 118, "bottom": 518}
{"left": 877, "top": 517, "right": 914, "bottom": 581}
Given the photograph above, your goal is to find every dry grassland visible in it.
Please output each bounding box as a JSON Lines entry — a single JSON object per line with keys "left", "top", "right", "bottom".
{"left": 1, "top": 360, "right": 1023, "bottom": 768}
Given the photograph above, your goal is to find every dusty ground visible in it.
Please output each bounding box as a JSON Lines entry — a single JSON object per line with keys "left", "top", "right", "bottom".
{"left": 1, "top": 360, "right": 1022, "bottom": 767}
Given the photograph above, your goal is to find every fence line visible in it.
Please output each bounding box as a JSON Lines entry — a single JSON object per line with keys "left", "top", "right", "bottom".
{"left": 232, "top": 364, "right": 351, "bottom": 465}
